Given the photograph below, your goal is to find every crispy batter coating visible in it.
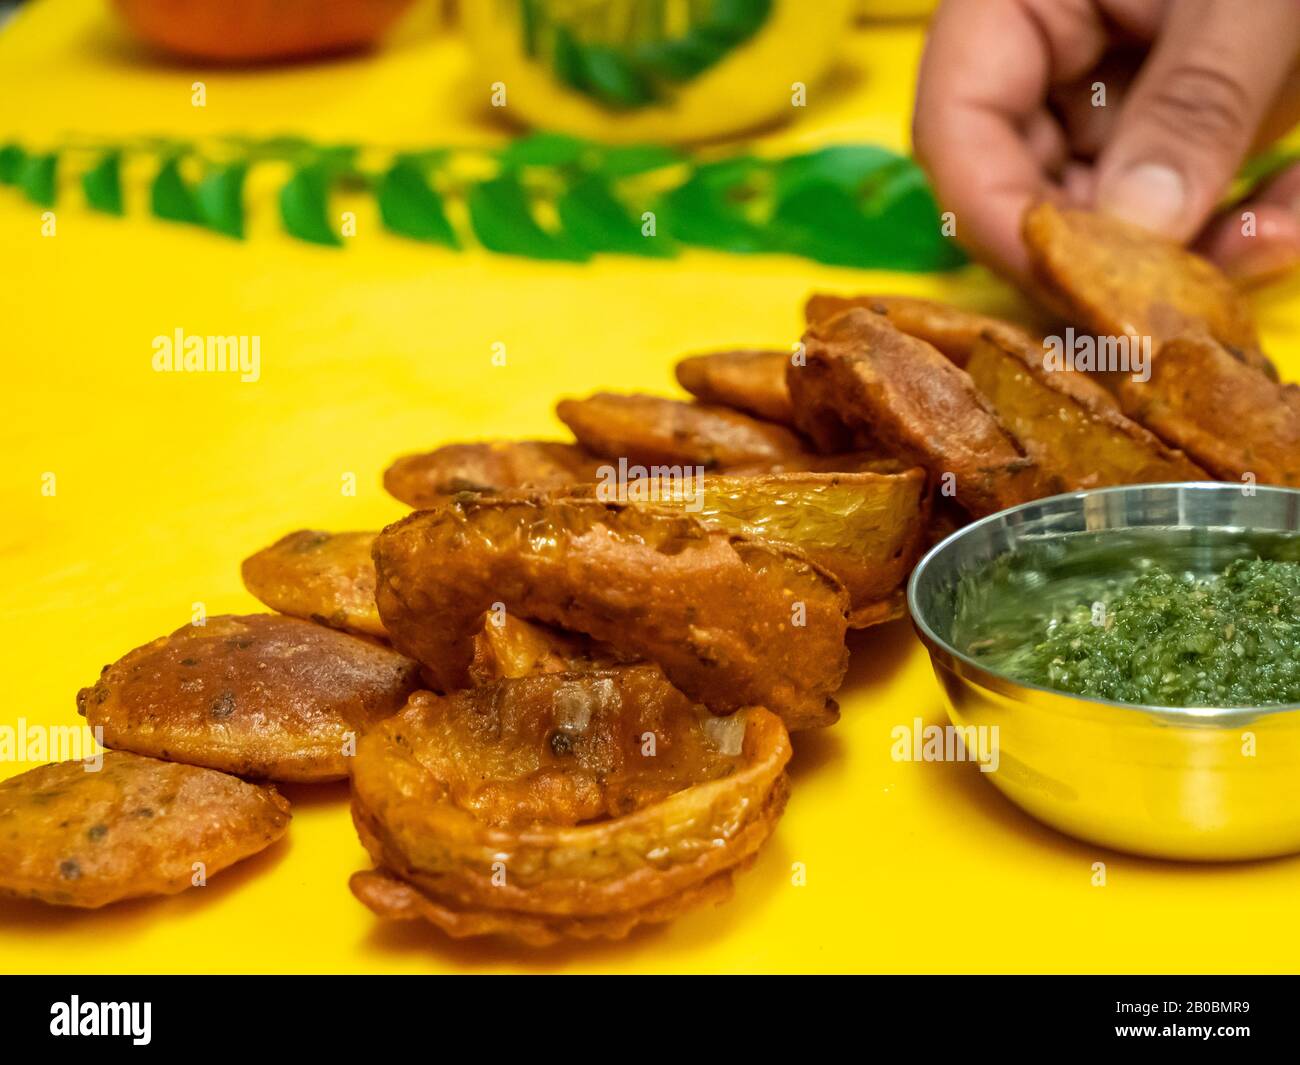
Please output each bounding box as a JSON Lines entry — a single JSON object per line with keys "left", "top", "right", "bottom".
{"left": 805, "top": 293, "right": 1038, "bottom": 368}
{"left": 349, "top": 668, "right": 791, "bottom": 944}
{"left": 0, "top": 752, "right": 289, "bottom": 908}
{"left": 242, "top": 530, "right": 384, "bottom": 638}
{"left": 468, "top": 614, "right": 627, "bottom": 685}
{"left": 570, "top": 471, "right": 927, "bottom": 627}
{"left": 1117, "top": 332, "right": 1300, "bottom": 486}
{"left": 372, "top": 498, "right": 849, "bottom": 730}
{"left": 966, "top": 332, "right": 1207, "bottom": 491}
{"left": 384, "top": 441, "right": 604, "bottom": 509}
{"left": 675, "top": 349, "right": 796, "bottom": 425}
{"left": 1023, "top": 202, "right": 1273, "bottom": 378}
{"left": 78, "top": 615, "right": 422, "bottom": 782}
{"left": 790, "top": 308, "right": 1046, "bottom": 517}
{"left": 556, "top": 392, "right": 807, "bottom": 469}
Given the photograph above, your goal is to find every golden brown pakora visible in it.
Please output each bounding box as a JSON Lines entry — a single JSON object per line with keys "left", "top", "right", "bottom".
{"left": 674, "top": 349, "right": 796, "bottom": 425}
{"left": 383, "top": 440, "right": 605, "bottom": 509}
{"left": 966, "top": 331, "right": 1207, "bottom": 491}
{"left": 1117, "top": 332, "right": 1300, "bottom": 487}
{"left": 372, "top": 498, "right": 849, "bottom": 730}
{"left": 242, "top": 530, "right": 384, "bottom": 638}
{"left": 805, "top": 293, "right": 1038, "bottom": 368}
{"left": 790, "top": 308, "right": 1047, "bottom": 517}
{"left": 349, "top": 667, "right": 790, "bottom": 945}
{"left": 0, "top": 752, "right": 289, "bottom": 908}
{"left": 570, "top": 470, "right": 927, "bottom": 627}
{"left": 1023, "top": 202, "right": 1274, "bottom": 378}
{"left": 555, "top": 392, "right": 807, "bottom": 469}
{"left": 78, "top": 614, "right": 423, "bottom": 782}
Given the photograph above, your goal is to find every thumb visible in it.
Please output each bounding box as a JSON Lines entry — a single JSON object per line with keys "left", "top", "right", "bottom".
{"left": 1094, "top": 0, "right": 1300, "bottom": 242}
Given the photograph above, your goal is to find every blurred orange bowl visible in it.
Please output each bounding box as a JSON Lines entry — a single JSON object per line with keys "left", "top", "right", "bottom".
{"left": 111, "top": 0, "right": 417, "bottom": 62}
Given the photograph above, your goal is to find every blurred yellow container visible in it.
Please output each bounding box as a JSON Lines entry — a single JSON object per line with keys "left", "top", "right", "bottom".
{"left": 462, "top": 0, "right": 855, "bottom": 143}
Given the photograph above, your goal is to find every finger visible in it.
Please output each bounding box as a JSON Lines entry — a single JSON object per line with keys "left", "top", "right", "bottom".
{"left": 1094, "top": 0, "right": 1300, "bottom": 241}
{"left": 912, "top": 0, "right": 1110, "bottom": 281}
{"left": 1196, "top": 163, "right": 1300, "bottom": 281}
{"left": 1048, "top": 50, "right": 1140, "bottom": 160}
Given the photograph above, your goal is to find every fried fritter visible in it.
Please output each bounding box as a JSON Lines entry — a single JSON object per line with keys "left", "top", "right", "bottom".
{"left": 1023, "top": 202, "right": 1273, "bottom": 378}
{"left": 790, "top": 308, "right": 1046, "bottom": 517}
{"left": 805, "top": 293, "right": 1038, "bottom": 368}
{"left": 966, "top": 332, "right": 1207, "bottom": 490}
{"left": 0, "top": 752, "right": 289, "bottom": 908}
{"left": 555, "top": 392, "right": 807, "bottom": 469}
{"left": 675, "top": 349, "right": 795, "bottom": 425}
{"left": 372, "top": 498, "right": 849, "bottom": 730}
{"left": 572, "top": 470, "right": 927, "bottom": 627}
{"left": 349, "top": 668, "right": 791, "bottom": 945}
{"left": 468, "top": 614, "right": 627, "bottom": 685}
{"left": 78, "top": 615, "right": 422, "bottom": 782}
{"left": 383, "top": 440, "right": 604, "bottom": 509}
{"left": 1117, "top": 332, "right": 1300, "bottom": 486}
{"left": 241, "top": 530, "right": 384, "bottom": 638}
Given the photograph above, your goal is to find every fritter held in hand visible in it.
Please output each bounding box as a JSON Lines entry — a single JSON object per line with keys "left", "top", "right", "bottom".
{"left": 0, "top": 751, "right": 289, "bottom": 908}
{"left": 242, "top": 529, "right": 384, "bottom": 637}
{"left": 372, "top": 497, "right": 849, "bottom": 730}
{"left": 384, "top": 440, "right": 605, "bottom": 509}
{"left": 78, "top": 614, "right": 422, "bottom": 782}
{"left": 1023, "top": 202, "right": 1273, "bottom": 378}
{"left": 790, "top": 308, "right": 1046, "bottom": 517}
{"left": 349, "top": 666, "right": 791, "bottom": 945}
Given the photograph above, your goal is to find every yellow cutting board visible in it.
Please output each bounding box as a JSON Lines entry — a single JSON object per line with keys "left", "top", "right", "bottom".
{"left": 4, "top": 0, "right": 1300, "bottom": 973}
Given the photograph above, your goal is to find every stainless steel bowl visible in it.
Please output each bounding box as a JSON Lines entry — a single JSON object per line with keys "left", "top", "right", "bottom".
{"left": 907, "top": 482, "right": 1300, "bottom": 861}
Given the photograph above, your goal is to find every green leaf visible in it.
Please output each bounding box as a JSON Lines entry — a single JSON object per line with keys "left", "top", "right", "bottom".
{"left": 150, "top": 157, "right": 200, "bottom": 224}
{"left": 82, "top": 152, "right": 124, "bottom": 215}
{"left": 279, "top": 163, "right": 341, "bottom": 246}
{"left": 377, "top": 159, "right": 458, "bottom": 246}
{"left": 557, "top": 175, "right": 674, "bottom": 256}
{"left": 773, "top": 144, "right": 900, "bottom": 199}
{"left": 579, "top": 45, "right": 658, "bottom": 108}
{"left": 0, "top": 144, "right": 25, "bottom": 185}
{"left": 498, "top": 132, "right": 590, "bottom": 168}
{"left": 467, "top": 173, "right": 588, "bottom": 261}
{"left": 19, "top": 153, "right": 57, "bottom": 206}
{"left": 633, "top": 32, "right": 726, "bottom": 81}
{"left": 552, "top": 25, "right": 587, "bottom": 93}
{"left": 709, "top": 0, "right": 774, "bottom": 35}
{"left": 594, "top": 143, "right": 682, "bottom": 177}
{"left": 520, "top": 0, "right": 542, "bottom": 56}
{"left": 657, "top": 157, "right": 771, "bottom": 252}
{"left": 770, "top": 164, "right": 965, "bottom": 272}
{"left": 195, "top": 163, "right": 247, "bottom": 238}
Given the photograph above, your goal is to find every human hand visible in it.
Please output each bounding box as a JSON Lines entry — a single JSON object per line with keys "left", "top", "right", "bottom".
{"left": 912, "top": 0, "right": 1300, "bottom": 284}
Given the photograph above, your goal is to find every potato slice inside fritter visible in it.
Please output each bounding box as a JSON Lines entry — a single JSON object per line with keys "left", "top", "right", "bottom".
{"left": 1023, "top": 202, "right": 1273, "bottom": 378}
{"left": 1117, "top": 332, "right": 1300, "bottom": 486}
{"left": 383, "top": 440, "right": 605, "bottom": 509}
{"left": 805, "top": 293, "right": 1037, "bottom": 368}
{"left": 569, "top": 470, "right": 927, "bottom": 627}
{"left": 0, "top": 752, "right": 289, "bottom": 908}
{"left": 78, "top": 615, "right": 422, "bottom": 782}
{"left": 675, "top": 349, "right": 796, "bottom": 425}
{"left": 790, "top": 308, "right": 1047, "bottom": 517}
{"left": 242, "top": 530, "right": 384, "bottom": 638}
{"left": 556, "top": 392, "right": 807, "bottom": 469}
{"left": 966, "top": 332, "right": 1207, "bottom": 491}
{"left": 349, "top": 667, "right": 790, "bottom": 944}
{"left": 372, "top": 498, "right": 848, "bottom": 730}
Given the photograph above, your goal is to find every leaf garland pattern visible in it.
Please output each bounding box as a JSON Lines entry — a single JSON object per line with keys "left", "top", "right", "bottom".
{"left": 0, "top": 133, "right": 968, "bottom": 272}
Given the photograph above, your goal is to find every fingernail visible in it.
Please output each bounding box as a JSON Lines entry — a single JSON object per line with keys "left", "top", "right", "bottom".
{"left": 1099, "top": 162, "right": 1187, "bottom": 235}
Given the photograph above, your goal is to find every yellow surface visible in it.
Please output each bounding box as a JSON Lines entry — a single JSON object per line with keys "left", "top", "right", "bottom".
{"left": 4, "top": 0, "right": 1300, "bottom": 975}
